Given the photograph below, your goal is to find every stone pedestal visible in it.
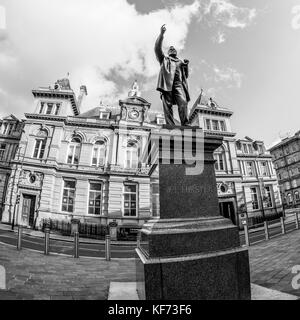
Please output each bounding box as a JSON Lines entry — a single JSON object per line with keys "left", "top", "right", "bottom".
{"left": 136, "top": 128, "right": 251, "bottom": 300}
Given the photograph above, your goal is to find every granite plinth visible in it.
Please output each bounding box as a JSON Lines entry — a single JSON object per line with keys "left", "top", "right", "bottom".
{"left": 137, "top": 131, "right": 251, "bottom": 300}
{"left": 159, "top": 163, "right": 219, "bottom": 219}
{"left": 139, "top": 216, "right": 240, "bottom": 258}
{"left": 136, "top": 246, "right": 250, "bottom": 300}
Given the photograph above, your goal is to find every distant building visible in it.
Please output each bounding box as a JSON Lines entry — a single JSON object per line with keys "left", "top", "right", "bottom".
{"left": 0, "top": 115, "right": 24, "bottom": 220}
{"left": 269, "top": 132, "right": 300, "bottom": 210}
{"left": 189, "top": 93, "right": 282, "bottom": 226}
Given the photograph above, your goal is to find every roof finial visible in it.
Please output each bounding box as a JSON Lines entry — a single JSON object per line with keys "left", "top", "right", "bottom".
{"left": 128, "top": 80, "right": 141, "bottom": 97}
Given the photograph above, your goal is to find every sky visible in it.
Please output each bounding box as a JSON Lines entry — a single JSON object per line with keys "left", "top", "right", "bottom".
{"left": 0, "top": 0, "right": 300, "bottom": 148}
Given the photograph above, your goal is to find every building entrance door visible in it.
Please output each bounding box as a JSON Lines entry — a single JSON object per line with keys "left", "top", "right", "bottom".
{"left": 21, "top": 195, "right": 36, "bottom": 227}
{"left": 219, "top": 201, "right": 236, "bottom": 225}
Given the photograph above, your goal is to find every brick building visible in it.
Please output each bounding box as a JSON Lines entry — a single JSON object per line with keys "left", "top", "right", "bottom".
{"left": 269, "top": 132, "right": 300, "bottom": 210}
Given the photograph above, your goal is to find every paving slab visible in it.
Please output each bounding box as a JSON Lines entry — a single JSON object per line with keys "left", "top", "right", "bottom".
{"left": 107, "top": 282, "right": 299, "bottom": 300}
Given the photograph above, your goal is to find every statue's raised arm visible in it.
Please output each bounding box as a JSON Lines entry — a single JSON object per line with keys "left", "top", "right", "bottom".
{"left": 154, "top": 24, "right": 166, "bottom": 65}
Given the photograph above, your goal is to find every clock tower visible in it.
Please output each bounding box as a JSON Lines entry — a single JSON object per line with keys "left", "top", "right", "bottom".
{"left": 119, "top": 81, "right": 151, "bottom": 126}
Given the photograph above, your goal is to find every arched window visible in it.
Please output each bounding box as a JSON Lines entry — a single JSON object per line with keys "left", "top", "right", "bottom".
{"left": 125, "top": 140, "right": 139, "bottom": 169}
{"left": 92, "top": 140, "right": 107, "bottom": 167}
{"left": 67, "top": 136, "right": 81, "bottom": 165}
{"left": 214, "top": 146, "right": 226, "bottom": 171}
{"left": 33, "top": 130, "right": 47, "bottom": 159}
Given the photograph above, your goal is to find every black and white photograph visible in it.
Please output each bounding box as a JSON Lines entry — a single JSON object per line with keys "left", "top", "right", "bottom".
{"left": 1, "top": 0, "right": 300, "bottom": 307}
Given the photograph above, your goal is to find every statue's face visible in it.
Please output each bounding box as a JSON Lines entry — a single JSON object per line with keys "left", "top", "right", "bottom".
{"left": 168, "top": 46, "right": 177, "bottom": 57}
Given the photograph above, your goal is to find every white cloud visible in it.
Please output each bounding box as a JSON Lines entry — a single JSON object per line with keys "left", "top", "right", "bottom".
{"left": 0, "top": 0, "right": 256, "bottom": 116}
{"left": 212, "top": 30, "right": 226, "bottom": 44}
{"left": 201, "top": 0, "right": 256, "bottom": 44}
{"left": 203, "top": 0, "right": 256, "bottom": 29}
{"left": 0, "top": 0, "right": 202, "bottom": 113}
{"left": 213, "top": 65, "right": 243, "bottom": 88}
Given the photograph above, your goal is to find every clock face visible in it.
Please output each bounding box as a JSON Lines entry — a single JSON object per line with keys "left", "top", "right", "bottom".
{"left": 129, "top": 110, "right": 139, "bottom": 120}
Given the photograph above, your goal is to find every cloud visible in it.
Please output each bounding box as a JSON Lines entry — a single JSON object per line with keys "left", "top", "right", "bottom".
{"left": 0, "top": 0, "right": 202, "bottom": 113}
{"left": 201, "top": 0, "right": 256, "bottom": 45}
{"left": 0, "top": 0, "right": 256, "bottom": 116}
{"left": 200, "top": 60, "right": 243, "bottom": 89}
{"left": 203, "top": 0, "right": 256, "bottom": 29}
{"left": 212, "top": 30, "right": 226, "bottom": 44}
{"left": 213, "top": 65, "right": 243, "bottom": 88}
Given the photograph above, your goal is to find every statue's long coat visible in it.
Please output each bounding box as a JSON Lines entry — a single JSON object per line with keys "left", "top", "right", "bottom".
{"left": 154, "top": 33, "right": 190, "bottom": 102}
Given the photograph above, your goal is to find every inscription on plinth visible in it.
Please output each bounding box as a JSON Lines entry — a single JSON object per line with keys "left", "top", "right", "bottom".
{"left": 159, "top": 163, "right": 219, "bottom": 219}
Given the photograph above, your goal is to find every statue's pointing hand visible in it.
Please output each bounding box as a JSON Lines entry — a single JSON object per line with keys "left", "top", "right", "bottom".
{"left": 161, "top": 24, "right": 166, "bottom": 35}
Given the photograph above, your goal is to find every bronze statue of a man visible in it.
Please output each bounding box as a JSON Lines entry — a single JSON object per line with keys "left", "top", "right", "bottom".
{"left": 155, "top": 24, "right": 190, "bottom": 126}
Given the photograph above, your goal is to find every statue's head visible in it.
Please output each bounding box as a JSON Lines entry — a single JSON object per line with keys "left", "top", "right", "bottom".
{"left": 168, "top": 46, "right": 177, "bottom": 58}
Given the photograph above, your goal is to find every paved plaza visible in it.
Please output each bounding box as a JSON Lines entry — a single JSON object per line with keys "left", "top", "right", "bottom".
{"left": 0, "top": 229, "right": 300, "bottom": 299}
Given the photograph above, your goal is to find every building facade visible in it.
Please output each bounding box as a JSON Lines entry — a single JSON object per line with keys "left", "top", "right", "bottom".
{"left": 269, "top": 132, "right": 300, "bottom": 210}
{"left": 0, "top": 115, "right": 24, "bottom": 220}
{"left": 0, "top": 79, "right": 282, "bottom": 233}
{"left": 189, "top": 94, "right": 282, "bottom": 226}
{"left": 1, "top": 79, "right": 162, "bottom": 236}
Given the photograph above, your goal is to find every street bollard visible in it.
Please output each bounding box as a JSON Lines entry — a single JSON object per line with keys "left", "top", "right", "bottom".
{"left": 105, "top": 235, "right": 111, "bottom": 261}
{"left": 295, "top": 212, "right": 299, "bottom": 230}
{"left": 74, "top": 232, "right": 79, "bottom": 259}
{"left": 264, "top": 221, "right": 269, "bottom": 240}
{"left": 137, "top": 233, "right": 141, "bottom": 248}
{"left": 17, "top": 225, "right": 22, "bottom": 251}
{"left": 243, "top": 223, "right": 250, "bottom": 246}
{"left": 280, "top": 217, "right": 286, "bottom": 234}
{"left": 44, "top": 227, "right": 50, "bottom": 255}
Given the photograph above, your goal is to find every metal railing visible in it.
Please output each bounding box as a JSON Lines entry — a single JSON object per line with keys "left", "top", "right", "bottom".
{"left": 241, "top": 212, "right": 300, "bottom": 246}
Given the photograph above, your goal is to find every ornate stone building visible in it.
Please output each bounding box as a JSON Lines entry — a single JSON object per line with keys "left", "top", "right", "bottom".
{"left": 1, "top": 79, "right": 162, "bottom": 235}
{"left": 0, "top": 79, "right": 282, "bottom": 232}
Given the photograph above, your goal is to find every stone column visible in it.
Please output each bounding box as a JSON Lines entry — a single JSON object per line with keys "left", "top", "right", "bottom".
{"left": 136, "top": 127, "right": 251, "bottom": 300}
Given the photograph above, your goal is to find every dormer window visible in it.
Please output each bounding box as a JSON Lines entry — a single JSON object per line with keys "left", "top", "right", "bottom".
{"left": 212, "top": 120, "right": 219, "bottom": 131}
{"left": 100, "top": 112, "right": 110, "bottom": 120}
{"left": 46, "top": 103, "right": 53, "bottom": 115}
{"left": 258, "top": 145, "right": 264, "bottom": 154}
{"left": 39, "top": 102, "right": 45, "bottom": 114}
{"left": 205, "top": 119, "right": 226, "bottom": 132}
{"left": 205, "top": 119, "right": 211, "bottom": 130}
{"left": 7, "top": 123, "right": 14, "bottom": 135}
{"left": 0, "top": 144, "right": 6, "bottom": 161}
{"left": 1, "top": 123, "right": 8, "bottom": 135}
{"left": 220, "top": 121, "right": 226, "bottom": 132}
{"left": 157, "top": 118, "right": 165, "bottom": 125}
{"left": 55, "top": 104, "right": 61, "bottom": 115}
{"left": 39, "top": 102, "right": 61, "bottom": 115}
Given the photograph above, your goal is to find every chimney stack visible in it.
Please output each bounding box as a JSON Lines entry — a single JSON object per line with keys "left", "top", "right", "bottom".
{"left": 77, "top": 85, "right": 88, "bottom": 111}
